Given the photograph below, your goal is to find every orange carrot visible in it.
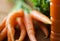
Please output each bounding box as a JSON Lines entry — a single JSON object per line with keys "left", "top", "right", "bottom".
{"left": 0, "top": 17, "right": 6, "bottom": 32}
{"left": 24, "top": 13, "right": 37, "bottom": 41}
{"left": 6, "top": 10, "right": 24, "bottom": 41}
{"left": 0, "top": 17, "right": 7, "bottom": 41}
{"left": 30, "top": 10, "right": 51, "bottom": 24}
{"left": 0, "top": 27, "right": 7, "bottom": 41}
{"left": 16, "top": 18, "right": 26, "bottom": 41}
{"left": 38, "top": 22, "right": 49, "bottom": 38}
{"left": 0, "top": 17, "right": 18, "bottom": 41}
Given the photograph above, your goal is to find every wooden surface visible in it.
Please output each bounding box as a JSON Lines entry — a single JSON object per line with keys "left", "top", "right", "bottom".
{"left": 0, "top": 0, "right": 50, "bottom": 41}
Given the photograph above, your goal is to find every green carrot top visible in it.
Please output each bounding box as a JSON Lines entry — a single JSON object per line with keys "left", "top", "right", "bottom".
{"left": 8, "top": 0, "right": 32, "bottom": 14}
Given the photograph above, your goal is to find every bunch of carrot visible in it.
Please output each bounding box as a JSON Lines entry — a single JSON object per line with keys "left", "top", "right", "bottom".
{"left": 0, "top": 9, "right": 51, "bottom": 41}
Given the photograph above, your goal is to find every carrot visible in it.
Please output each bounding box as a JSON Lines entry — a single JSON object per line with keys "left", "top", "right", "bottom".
{"left": 16, "top": 18, "right": 26, "bottom": 41}
{"left": 38, "top": 22, "right": 49, "bottom": 38}
{"left": 0, "top": 27, "right": 7, "bottom": 41}
{"left": 0, "top": 17, "right": 6, "bottom": 32}
{"left": 24, "top": 13, "right": 37, "bottom": 41}
{"left": 0, "top": 16, "right": 18, "bottom": 41}
{"left": 0, "top": 20, "right": 17, "bottom": 41}
{"left": 30, "top": 10, "right": 51, "bottom": 24}
{"left": 6, "top": 10, "right": 24, "bottom": 41}
{"left": 0, "top": 17, "right": 7, "bottom": 41}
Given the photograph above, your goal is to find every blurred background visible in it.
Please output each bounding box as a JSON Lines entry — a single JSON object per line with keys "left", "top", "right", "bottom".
{"left": 0, "top": 0, "right": 13, "bottom": 23}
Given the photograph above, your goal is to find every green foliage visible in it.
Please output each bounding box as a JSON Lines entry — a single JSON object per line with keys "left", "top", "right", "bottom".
{"left": 8, "top": 0, "right": 32, "bottom": 13}
{"left": 31, "top": 0, "right": 50, "bottom": 18}
{"left": 8, "top": 0, "right": 50, "bottom": 17}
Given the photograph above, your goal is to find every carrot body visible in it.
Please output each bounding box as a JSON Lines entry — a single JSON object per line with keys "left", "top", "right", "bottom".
{"left": 16, "top": 18, "right": 26, "bottom": 41}
{"left": 38, "top": 22, "right": 49, "bottom": 38}
{"left": 0, "top": 17, "right": 18, "bottom": 41}
{"left": 24, "top": 13, "right": 37, "bottom": 41}
{"left": 30, "top": 10, "right": 51, "bottom": 24}
{"left": 6, "top": 10, "right": 24, "bottom": 41}
{"left": 0, "top": 17, "right": 7, "bottom": 41}
{"left": 0, "top": 27, "right": 7, "bottom": 41}
{"left": 0, "top": 17, "right": 6, "bottom": 32}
